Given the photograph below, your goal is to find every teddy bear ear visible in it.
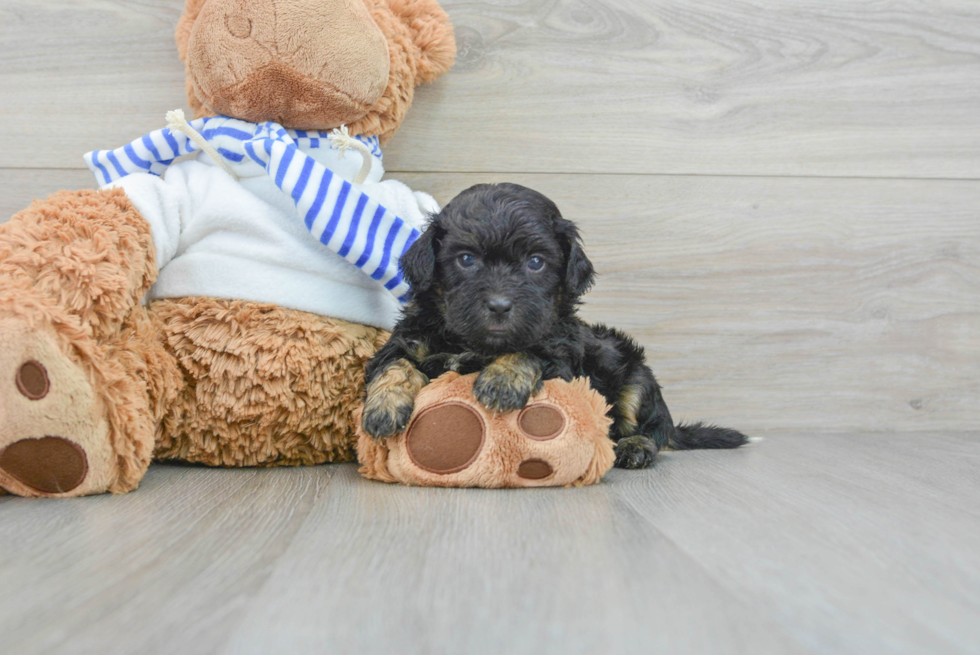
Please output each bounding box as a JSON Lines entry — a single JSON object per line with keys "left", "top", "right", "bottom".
{"left": 386, "top": 0, "right": 457, "bottom": 84}
{"left": 174, "top": 0, "right": 210, "bottom": 62}
{"left": 174, "top": 0, "right": 217, "bottom": 119}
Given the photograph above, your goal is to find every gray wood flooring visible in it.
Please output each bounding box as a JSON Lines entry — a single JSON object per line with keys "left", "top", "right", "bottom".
{"left": 2, "top": 433, "right": 979, "bottom": 654}
{"left": 1, "top": 1, "right": 978, "bottom": 653}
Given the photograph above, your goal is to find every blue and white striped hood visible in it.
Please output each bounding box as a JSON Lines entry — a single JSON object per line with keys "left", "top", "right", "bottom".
{"left": 85, "top": 116, "right": 419, "bottom": 302}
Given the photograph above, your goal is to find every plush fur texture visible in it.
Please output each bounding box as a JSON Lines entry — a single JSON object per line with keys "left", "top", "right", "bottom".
{"left": 176, "top": 0, "right": 455, "bottom": 142}
{"left": 0, "top": 0, "right": 454, "bottom": 496}
{"left": 362, "top": 183, "right": 749, "bottom": 469}
{"left": 356, "top": 372, "right": 615, "bottom": 487}
{"left": 153, "top": 298, "right": 384, "bottom": 467}
{"left": 0, "top": 188, "right": 156, "bottom": 339}
{"left": 350, "top": 0, "right": 456, "bottom": 142}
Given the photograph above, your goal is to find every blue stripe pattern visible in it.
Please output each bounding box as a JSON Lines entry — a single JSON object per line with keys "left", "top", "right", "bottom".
{"left": 83, "top": 115, "right": 415, "bottom": 301}
{"left": 338, "top": 195, "right": 369, "bottom": 258}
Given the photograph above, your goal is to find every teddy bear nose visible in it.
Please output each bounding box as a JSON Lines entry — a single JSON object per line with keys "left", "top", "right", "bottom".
{"left": 486, "top": 297, "right": 513, "bottom": 315}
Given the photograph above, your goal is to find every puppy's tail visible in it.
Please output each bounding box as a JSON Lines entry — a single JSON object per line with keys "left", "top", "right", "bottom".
{"left": 669, "top": 422, "right": 751, "bottom": 450}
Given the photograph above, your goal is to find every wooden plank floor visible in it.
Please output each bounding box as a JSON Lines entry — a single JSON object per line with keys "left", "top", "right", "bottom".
{"left": 1, "top": 1, "right": 979, "bottom": 653}
{"left": 2, "top": 433, "right": 979, "bottom": 655}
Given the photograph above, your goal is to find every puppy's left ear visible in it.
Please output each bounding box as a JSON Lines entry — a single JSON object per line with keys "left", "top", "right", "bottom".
{"left": 401, "top": 219, "right": 442, "bottom": 297}
{"left": 555, "top": 216, "right": 595, "bottom": 297}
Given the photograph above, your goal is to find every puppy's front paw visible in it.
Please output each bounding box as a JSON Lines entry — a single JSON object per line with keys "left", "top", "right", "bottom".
{"left": 361, "top": 359, "right": 428, "bottom": 440}
{"left": 473, "top": 354, "right": 543, "bottom": 412}
{"left": 362, "top": 391, "right": 415, "bottom": 440}
{"left": 614, "top": 435, "right": 659, "bottom": 469}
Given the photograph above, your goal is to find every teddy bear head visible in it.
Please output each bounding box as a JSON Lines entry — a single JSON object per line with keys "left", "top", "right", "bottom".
{"left": 174, "top": 0, "right": 455, "bottom": 142}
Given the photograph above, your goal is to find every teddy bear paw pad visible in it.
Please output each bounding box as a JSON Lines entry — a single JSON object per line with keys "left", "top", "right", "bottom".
{"left": 516, "top": 458, "right": 553, "bottom": 480}
{"left": 518, "top": 404, "right": 564, "bottom": 440}
{"left": 0, "top": 437, "right": 88, "bottom": 494}
{"left": 405, "top": 403, "right": 485, "bottom": 474}
{"left": 15, "top": 360, "right": 50, "bottom": 400}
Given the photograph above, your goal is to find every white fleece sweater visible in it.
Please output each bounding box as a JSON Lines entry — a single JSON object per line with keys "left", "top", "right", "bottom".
{"left": 87, "top": 118, "right": 435, "bottom": 330}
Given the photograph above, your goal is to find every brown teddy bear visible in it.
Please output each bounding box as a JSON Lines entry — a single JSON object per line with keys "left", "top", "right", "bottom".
{"left": 0, "top": 0, "right": 455, "bottom": 497}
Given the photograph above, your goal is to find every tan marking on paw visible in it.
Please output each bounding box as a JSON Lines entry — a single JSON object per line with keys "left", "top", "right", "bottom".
{"left": 366, "top": 358, "right": 428, "bottom": 401}
{"left": 473, "top": 353, "right": 543, "bottom": 412}
{"left": 408, "top": 340, "right": 430, "bottom": 361}
{"left": 615, "top": 383, "right": 643, "bottom": 434}
{"left": 362, "top": 359, "right": 428, "bottom": 438}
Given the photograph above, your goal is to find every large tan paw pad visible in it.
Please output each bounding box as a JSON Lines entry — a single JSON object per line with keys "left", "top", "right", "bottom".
{"left": 356, "top": 372, "right": 615, "bottom": 488}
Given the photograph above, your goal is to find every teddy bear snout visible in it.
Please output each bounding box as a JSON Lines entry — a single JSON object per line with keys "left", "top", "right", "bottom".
{"left": 186, "top": 0, "right": 390, "bottom": 129}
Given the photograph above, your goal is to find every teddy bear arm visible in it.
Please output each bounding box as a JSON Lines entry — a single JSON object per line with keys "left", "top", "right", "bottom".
{"left": 1, "top": 188, "right": 158, "bottom": 339}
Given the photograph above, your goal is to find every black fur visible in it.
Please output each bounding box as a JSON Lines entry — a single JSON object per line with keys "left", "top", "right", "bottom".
{"left": 364, "top": 183, "right": 749, "bottom": 468}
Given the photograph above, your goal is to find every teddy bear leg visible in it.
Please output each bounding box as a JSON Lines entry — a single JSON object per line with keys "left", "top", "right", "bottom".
{"left": 151, "top": 298, "right": 385, "bottom": 467}
{"left": 356, "top": 374, "right": 616, "bottom": 488}
{"left": 0, "top": 189, "right": 167, "bottom": 496}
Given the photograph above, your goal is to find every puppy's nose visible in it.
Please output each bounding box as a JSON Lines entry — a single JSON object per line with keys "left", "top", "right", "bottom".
{"left": 486, "top": 297, "right": 513, "bottom": 315}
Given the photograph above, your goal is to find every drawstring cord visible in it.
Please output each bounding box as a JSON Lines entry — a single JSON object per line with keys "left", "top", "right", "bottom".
{"left": 328, "top": 124, "right": 374, "bottom": 185}
{"left": 165, "top": 109, "right": 239, "bottom": 180}
{"left": 164, "top": 112, "right": 374, "bottom": 185}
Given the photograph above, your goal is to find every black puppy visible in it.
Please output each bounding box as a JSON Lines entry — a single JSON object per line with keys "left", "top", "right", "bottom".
{"left": 361, "top": 183, "right": 748, "bottom": 468}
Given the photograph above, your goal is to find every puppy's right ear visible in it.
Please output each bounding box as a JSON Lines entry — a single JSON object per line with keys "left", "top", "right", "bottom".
{"left": 401, "top": 220, "right": 442, "bottom": 297}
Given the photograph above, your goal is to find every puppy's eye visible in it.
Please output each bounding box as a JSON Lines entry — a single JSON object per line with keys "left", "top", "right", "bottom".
{"left": 526, "top": 256, "right": 545, "bottom": 272}
{"left": 457, "top": 253, "right": 477, "bottom": 269}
